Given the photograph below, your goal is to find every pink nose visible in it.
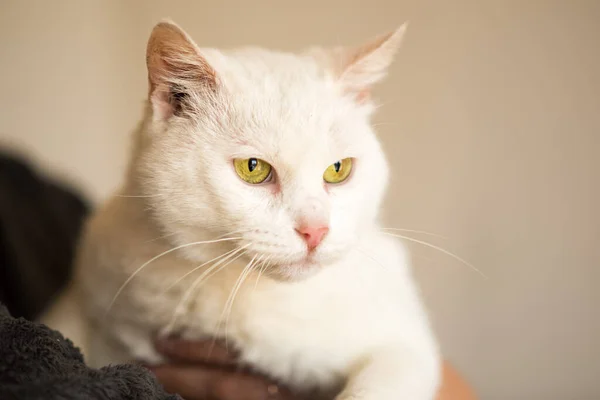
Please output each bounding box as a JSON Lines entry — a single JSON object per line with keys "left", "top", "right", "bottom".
{"left": 295, "top": 225, "right": 329, "bottom": 250}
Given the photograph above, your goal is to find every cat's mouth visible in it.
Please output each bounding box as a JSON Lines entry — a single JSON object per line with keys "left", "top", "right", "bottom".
{"left": 243, "top": 237, "right": 344, "bottom": 280}
{"left": 295, "top": 255, "right": 319, "bottom": 268}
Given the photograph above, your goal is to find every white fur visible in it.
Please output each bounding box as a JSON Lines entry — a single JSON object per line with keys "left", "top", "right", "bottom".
{"left": 42, "top": 21, "right": 440, "bottom": 399}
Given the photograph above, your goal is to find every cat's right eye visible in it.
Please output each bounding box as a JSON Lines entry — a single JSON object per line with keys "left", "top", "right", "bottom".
{"left": 323, "top": 158, "right": 353, "bottom": 184}
{"left": 233, "top": 158, "right": 273, "bottom": 184}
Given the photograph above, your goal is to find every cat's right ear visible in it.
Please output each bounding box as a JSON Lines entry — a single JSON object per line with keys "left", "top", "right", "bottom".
{"left": 320, "top": 24, "right": 407, "bottom": 104}
{"left": 146, "top": 21, "right": 217, "bottom": 121}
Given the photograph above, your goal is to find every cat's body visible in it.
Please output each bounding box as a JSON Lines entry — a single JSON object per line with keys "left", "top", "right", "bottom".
{"left": 42, "top": 21, "right": 441, "bottom": 399}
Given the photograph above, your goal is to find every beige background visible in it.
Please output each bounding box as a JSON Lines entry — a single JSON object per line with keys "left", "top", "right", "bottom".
{"left": 1, "top": 1, "right": 599, "bottom": 398}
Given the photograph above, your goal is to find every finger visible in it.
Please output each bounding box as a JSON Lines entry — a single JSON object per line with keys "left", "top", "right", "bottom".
{"left": 212, "top": 371, "right": 297, "bottom": 400}
{"left": 149, "top": 364, "right": 297, "bottom": 400}
{"left": 156, "top": 337, "right": 237, "bottom": 366}
{"left": 149, "top": 364, "right": 220, "bottom": 400}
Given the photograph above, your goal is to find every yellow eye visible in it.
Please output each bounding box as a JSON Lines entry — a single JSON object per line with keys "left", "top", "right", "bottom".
{"left": 234, "top": 158, "right": 273, "bottom": 184}
{"left": 323, "top": 158, "right": 353, "bottom": 184}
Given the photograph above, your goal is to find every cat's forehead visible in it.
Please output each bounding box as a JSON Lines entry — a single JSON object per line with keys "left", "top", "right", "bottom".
{"left": 220, "top": 48, "right": 338, "bottom": 110}
{"left": 213, "top": 48, "right": 367, "bottom": 153}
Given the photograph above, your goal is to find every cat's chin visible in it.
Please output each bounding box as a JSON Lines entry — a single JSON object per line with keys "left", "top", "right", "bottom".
{"left": 265, "top": 256, "right": 332, "bottom": 282}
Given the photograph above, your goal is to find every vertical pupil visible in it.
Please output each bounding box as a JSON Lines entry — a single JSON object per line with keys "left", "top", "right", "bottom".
{"left": 334, "top": 161, "right": 342, "bottom": 173}
{"left": 248, "top": 158, "right": 258, "bottom": 172}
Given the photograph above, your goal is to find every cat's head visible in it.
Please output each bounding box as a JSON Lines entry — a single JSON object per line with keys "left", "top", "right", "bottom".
{"left": 135, "top": 20, "right": 406, "bottom": 280}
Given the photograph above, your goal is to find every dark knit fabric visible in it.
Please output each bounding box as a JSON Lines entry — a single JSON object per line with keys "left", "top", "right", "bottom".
{"left": 0, "top": 152, "right": 180, "bottom": 399}
{"left": 0, "top": 152, "right": 89, "bottom": 320}
{"left": 0, "top": 303, "right": 180, "bottom": 400}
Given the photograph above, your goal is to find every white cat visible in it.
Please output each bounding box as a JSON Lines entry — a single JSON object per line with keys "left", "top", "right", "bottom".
{"left": 42, "top": 20, "right": 441, "bottom": 399}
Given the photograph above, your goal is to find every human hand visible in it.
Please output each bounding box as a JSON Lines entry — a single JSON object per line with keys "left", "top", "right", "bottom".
{"left": 147, "top": 337, "right": 476, "bottom": 400}
{"left": 147, "top": 337, "right": 306, "bottom": 400}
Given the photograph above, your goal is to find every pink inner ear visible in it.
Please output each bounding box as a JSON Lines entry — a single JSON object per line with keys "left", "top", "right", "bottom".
{"left": 149, "top": 85, "right": 174, "bottom": 120}
{"left": 331, "top": 25, "right": 406, "bottom": 103}
{"left": 355, "top": 88, "right": 371, "bottom": 103}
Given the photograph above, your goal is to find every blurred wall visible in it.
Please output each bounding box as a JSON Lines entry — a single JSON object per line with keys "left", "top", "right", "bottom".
{"left": 1, "top": 1, "right": 598, "bottom": 398}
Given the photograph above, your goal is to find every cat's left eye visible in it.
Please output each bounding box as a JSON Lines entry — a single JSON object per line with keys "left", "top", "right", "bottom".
{"left": 233, "top": 158, "right": 273, "bottom": 184}
{"left": 323, "top": 158, "right": 353, "bottom": 184}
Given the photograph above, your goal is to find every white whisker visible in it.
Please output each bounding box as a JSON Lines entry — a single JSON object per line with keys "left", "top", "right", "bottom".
{"left": 206, "top": 254, "right": 257, "bottom": 360}
{"left": 217, "top": 228, "right": 254, "bottom": 239}
{"left": 380, "top": 228, "right": 447, "bottom": 239}
{"left": 115, "top": 194, "right": 165, "bottom": 198}
{"left": 355, "top": 246, "right": 390, "bottom": 272}
{"left": 164, "top": 245, "right": 250, "bottom": 292}
{"left": 382, "top": 232, "right": 487, "bottom": 279}
{"left": 144, "top": 231, "right": 178, "bottom": 243}
{"left": 253, "top": 255, "right": 271, "bottom": 293}
{"left": 221, "top": 254, "right": 258, "bottom": 350}
{"left": 104, "top": 236, "right": 242, "bottom": 316}
{"left": 371, "top": 121, "right": 395, "bottom": 128}
{"left": 162, "top": 246, "right": 250, "bottom": 334}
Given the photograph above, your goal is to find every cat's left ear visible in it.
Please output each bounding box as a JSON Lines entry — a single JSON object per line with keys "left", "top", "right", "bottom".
{"left": 146, "top": 20, "right": 218, "bottom": 121}
{"left": 333, "top": 23, "right": 408, "bottom": 103}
